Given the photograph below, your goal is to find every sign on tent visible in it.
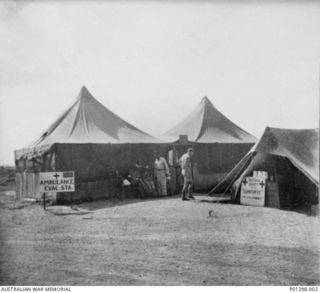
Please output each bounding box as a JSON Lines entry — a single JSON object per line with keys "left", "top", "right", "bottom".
{"left": 240, "top": 177, "right": 265, "bottom": 207}
{"left": 39, "top": 171, "right": 75, "bottom": 193}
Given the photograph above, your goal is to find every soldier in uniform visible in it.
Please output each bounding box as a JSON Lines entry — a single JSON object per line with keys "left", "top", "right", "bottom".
{"left": 154, "top": 151, "right": 170, "bottom": 196}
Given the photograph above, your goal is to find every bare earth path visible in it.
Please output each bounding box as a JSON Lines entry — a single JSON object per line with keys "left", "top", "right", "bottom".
{"left": 0, "top": 191, "right": 319, "bottom": 285}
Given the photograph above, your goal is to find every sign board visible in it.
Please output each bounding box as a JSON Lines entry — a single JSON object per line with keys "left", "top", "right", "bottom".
{"left": 39, "top": 171, "right": 75, "bottom": 193}
{"left": 240, "top": 177, "right": 265, "bottom": 207}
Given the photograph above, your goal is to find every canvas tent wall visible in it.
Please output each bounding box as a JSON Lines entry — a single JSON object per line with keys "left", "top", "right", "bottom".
{"left": 15, "top": 141, "right": 251, "bottom": 200}
{"left": 163, "top": 96, "right": 256, "bottom": 190}
{"left": 209, "top": 127, "right": 319, "bottom": 212}
{"left": 15, "top": 143, "right": 172, "bottom": 202}
{"left": 15, "top": 86, "right": 166, "bottom": 202}
{"left": 166, "top": 141, "right": 251, "bottom": 192}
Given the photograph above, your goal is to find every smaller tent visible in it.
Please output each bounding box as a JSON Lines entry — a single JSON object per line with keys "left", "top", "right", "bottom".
{"left": 209, "top": 127, "right": 319, "bottom": 212}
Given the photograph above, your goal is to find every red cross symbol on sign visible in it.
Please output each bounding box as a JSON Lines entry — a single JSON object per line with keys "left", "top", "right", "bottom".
{"left": 53, "top": 173, "right": 60, "bottom": 179}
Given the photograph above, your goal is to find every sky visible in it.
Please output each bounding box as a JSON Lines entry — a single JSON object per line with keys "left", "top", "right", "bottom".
{"left": 0, "top": 0, "right": 319, "bottom": 165}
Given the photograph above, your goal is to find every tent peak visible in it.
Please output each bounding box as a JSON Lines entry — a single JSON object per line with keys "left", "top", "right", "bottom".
{"left": 200, "top": 96, "right": 216, "bottom": 109}
{"left": 78, "top": 85, "right": 94, "bottom": 100}
{"left": 201, "top": 96, "right": 211, "bottom": 104}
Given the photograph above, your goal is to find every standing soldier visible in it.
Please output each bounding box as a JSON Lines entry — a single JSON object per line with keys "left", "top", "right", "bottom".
{"left": 180, "top": 148, "right": 195, "bottom": 201}
{"left": 154, "top": 151, "right": 170, "bottom": 196}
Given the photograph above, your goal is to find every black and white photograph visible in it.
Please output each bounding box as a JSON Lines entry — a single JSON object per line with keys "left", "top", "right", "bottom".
{"left": 0, "top": 0, "right": 319, "bottom": 289}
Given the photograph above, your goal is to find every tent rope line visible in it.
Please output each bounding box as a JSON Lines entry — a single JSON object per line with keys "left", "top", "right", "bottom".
{"left": 208, "top": 152, "right": 254, "bottom": 196}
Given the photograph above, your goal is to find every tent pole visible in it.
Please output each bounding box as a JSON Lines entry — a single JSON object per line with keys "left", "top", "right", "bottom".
{"left": 222, "top": 153, "right": 254, "bottom": 196}
{"left": 43, "top": 193, "right": 46, "bottom": 210}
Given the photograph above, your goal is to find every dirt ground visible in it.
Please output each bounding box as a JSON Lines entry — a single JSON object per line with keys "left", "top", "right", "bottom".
{"left": 0, "top": 184, "right": 319, "bottom": 286}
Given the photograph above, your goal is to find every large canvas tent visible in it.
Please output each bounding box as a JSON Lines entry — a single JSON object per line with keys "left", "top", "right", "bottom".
{"left": 163, "top": 97, "right": 256, "bottom": 190}
{"left": 15, "top": 86, "right": 168, "bottom": 202}
{"left": 210, "top": 127, "right": 319, "bottom": 212}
